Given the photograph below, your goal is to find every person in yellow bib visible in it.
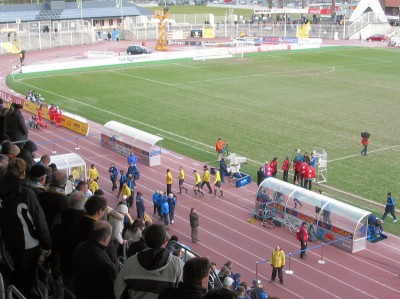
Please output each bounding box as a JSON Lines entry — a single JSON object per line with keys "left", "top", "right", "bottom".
{"left": 201, "top": 165, "right": 212, "bottom": 194}
{"left": 166, "top": 169, "right": 173, "bottom": 195}
{"left": 270, "top": 245, "right": 285, "bottom": 284}
{"left": 193, "top": 170, "right": 203, "bottom": 198}
{"left": 120, "top": 181, "right": 132, "bottom": 199}
{"left": 88, "top": 177, "right": 99, "bottom": 194}
{"left": 213, "top": 169, "right": 223, "bottom": 198}
{"left": 178, "top": 166, "right": 188, "bottom": 194}
{"left": 88, "top": 164, "right": 99, "bottom": 182}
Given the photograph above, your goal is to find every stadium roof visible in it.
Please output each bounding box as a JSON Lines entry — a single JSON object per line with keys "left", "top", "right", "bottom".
{"left": 0, "top": 1, "right": 152, "bottom": 23}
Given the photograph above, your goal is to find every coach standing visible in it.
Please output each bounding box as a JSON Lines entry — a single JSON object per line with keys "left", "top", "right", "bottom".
{"left": 382, "top": 192, "right": 397, "bottom": 223}
{"left": 298, "top": 222, "right": 309, "bottom": 259}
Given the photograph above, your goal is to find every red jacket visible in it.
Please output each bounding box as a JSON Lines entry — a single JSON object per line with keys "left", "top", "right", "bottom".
{"left": 264, "top": 164, "right": 273, "bottom": 177}
{"left": 282, "top": 159, "right": 290, "bottom": 171}
{"left": 362, "top": 137, "right": 369, "bottom": 146}
{"left": 293, "top": 160, "right": 301, "bottom": 171}
{"left": 270, "top": 160, "right": 277, "bottom": 173}
{"left": 304, "top": 165, "right": 316, "bottom": 179}
{"left": 300, "top": 162, "right": 308, "bottom": 175}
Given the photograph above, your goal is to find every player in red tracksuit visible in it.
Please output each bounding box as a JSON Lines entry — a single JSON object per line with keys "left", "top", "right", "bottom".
{"left": 48, "top": 104, "right": 55, "bottom": 123}
{"left": 299, "top": 162, "right": 308, "bottom": 187}
{"left": 37, "top": 105, "right": 43, "bottom": 122}
{"left": 282, "top": 156, "right": 290, "bottom": 182}
{"left": 54, "top": 106, "right": 62, "bottom": 127}
{"left": 303, "top": 165, "right": 316, "bottom": 190}
{"left": 293, "top": 160, "right": 301, "bottom": 185}
{"left": 361, "top": 136, "right": 369, "bottom": 156}
{"left": 270, "top": 157, "right": 278, "bottom": 178}
{"left": 264, "top": 161, "right": 273, "bottom": 178}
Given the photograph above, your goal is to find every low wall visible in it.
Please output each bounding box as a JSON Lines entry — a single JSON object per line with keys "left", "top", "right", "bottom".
{"left": 20, "top": 38, "right": 322, "bottom": 74}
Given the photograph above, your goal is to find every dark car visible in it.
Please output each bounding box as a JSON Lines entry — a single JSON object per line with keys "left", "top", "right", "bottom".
{"left": 127, "top": 45, "right": 152, "bottom": 55}
{"left": 366, "top": 34, "right": 386, "bottom": 42}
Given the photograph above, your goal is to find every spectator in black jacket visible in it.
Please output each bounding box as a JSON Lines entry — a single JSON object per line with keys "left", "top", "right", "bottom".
{"left": 158, "top": 257, "right": 210, "bottom": 299}
{"left": 72, "top": 221, "right": 118, "bottom": 299}
{"left": 0, "top": 158, "right": 51, "bottom": 298}
{"left": 16, "top": 139, "right": 37, "bottom": 176}
{"left": 5, "top": 103, "right": 28, "bottom": 148}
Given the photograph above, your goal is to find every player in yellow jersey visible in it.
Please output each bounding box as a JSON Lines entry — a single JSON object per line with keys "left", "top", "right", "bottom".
{"left": 213, "top": 169, "right": 223, "bottom": 198}
{"left": 178, "top": 166, "right": 188, "bottom": 194}
{"left": 193, "top": 170, "right": 204, "bottom": 198}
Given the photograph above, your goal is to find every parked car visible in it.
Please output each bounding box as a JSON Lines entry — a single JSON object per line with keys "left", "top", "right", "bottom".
{"left": 366, "top": 34, "right": 386, "bottom": 41}
{"left": 127, "top": 45, "right": 152, "bottom": 55}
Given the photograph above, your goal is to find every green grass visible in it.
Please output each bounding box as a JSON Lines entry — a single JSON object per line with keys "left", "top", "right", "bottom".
{"left": 7, "top": 46, "right": 400, "bottom": 234}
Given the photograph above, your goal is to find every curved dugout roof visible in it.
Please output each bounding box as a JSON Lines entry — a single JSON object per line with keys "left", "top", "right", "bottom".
{"left": 0, "top": 1, "right": 152, "bottom": 23}
{"left": 102, "top": 120, "right": 163, "bottom": 152}
{"left": 257, "top": 178, "right": 370, "bottom": 232}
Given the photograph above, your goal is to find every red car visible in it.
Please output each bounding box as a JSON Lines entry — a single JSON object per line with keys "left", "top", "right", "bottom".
{"left": 366, "top": 34, "right": 386, "bottom": 41}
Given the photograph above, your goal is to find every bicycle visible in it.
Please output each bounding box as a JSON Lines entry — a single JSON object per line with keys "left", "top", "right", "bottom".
{"left": 283, "top": 220, "right": 299, "bottom": 235}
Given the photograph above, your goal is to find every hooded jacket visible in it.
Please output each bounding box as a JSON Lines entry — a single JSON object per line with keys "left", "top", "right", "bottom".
{"left": 114, "top": 248, "right": 184, "bottom": 299}
{"left": 0, "top": 176, "right": 51, "bottom": 251}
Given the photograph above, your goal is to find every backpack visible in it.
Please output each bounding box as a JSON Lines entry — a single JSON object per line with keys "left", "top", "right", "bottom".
{"left": 361, "top": 132, "right": 370, "bottom": 139}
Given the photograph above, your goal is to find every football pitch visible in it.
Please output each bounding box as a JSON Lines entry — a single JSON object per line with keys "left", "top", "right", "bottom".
{"left": 7, "top": 46, "right": 400, "bottom": 233}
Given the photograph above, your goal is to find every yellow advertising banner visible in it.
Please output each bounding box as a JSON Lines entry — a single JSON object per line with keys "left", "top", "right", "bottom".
{"left": 203, "top": 28, "right": 216, "bottom": 39}
{"left": 17, "top": 97, "right": 90, "bottom": 136}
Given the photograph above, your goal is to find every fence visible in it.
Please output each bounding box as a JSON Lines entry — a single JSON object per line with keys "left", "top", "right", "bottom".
{"left": 125, "top": 14, "right": 342, "bottom": 40}
{"left": 254, "top": 235, "right": 353, "bottom": 280}
{"left": 0, "top": 19, "right": 97, "bottom": 54}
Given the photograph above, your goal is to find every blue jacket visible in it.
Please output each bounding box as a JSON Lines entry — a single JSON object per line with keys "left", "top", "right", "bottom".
{"left": 127, "top": 154, "right": 137, "bottom": 165}
{"left": 119, "top": 173, "right": 126, "bottom": 184}
{"left": 156, "top": 194, "right": 163, "bottom": 207}
{"left": 108, "top": 166, "right": 118, "bottom": 180}
{"left": 126, "top": 179, "right": 135, "bottom": 191}
{"left": 152, "top": 192, "right": 159, "bottom": 205}
{"left": 387, "top": 196, "right": 395, "bottom": 206}
{"left": 168, "top": 196, "right": 177, "bottom": 209}
{"left": 161, "top": 201, "right": 169, "bottom": 215}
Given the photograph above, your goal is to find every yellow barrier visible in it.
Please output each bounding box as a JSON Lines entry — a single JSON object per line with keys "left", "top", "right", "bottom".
{"left": 23, "top": 100, "right": 89, "bottom": 136}
{"left": 0, "top": 90, "right": 89, "bottom": 136}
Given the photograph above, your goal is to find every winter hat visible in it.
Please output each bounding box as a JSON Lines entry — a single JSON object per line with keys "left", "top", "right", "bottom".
{"left": 29, "top": 164, "right": 47, "bottom": 178}
{"left": 122, "top": 195, "right": 128, "bottom": 200}
{"left": 116, "top": 204, "right": 128, "bottom": 214}
{"left": 253, "top": 279, "right": 261, "bottom": 287}
{"left": 223, "top": 277, "right": 234, "bottom": 287}
{"left": 22, "top": 140, "right": 37, "bottom": 153}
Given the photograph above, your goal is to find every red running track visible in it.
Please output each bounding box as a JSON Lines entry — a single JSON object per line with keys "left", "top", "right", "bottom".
{"left": 1, "top": 42, "right": 400, "bottom": 299}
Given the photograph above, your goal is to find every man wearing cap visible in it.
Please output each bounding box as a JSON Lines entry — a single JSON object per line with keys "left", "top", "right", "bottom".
{"left": 26, "top": 164, "right": 47, "bottom": 196}
{"left": 249, "top": 279, "right": 268, "bottom": 299}
{"left": 5, "top": 103, "right": 28, "bottom": 148}
{"left": 382, "top": 192, "right": 397, "bottom": 223}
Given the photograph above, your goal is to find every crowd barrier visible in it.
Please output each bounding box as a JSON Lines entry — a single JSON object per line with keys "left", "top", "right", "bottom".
{"left": 254, "top": 235, "right": 353, "bottom": 280}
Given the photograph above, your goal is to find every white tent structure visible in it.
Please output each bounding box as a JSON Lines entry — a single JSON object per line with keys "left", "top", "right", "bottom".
{"left": 348, "top": 0, "right": 388, "bottom": 22}
{"left": 101, "top": 121, "right": 163, "bottom": 166}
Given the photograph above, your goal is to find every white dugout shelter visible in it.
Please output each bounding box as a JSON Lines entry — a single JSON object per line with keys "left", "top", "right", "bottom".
{"left": 42, "top": 153, "right": 86, "bottom": 182}
{"left": 256, "top": 178, "right": 370, "bottom": 253}
{"left": 101, "top": 121, "right": 163, "bottom": 167}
